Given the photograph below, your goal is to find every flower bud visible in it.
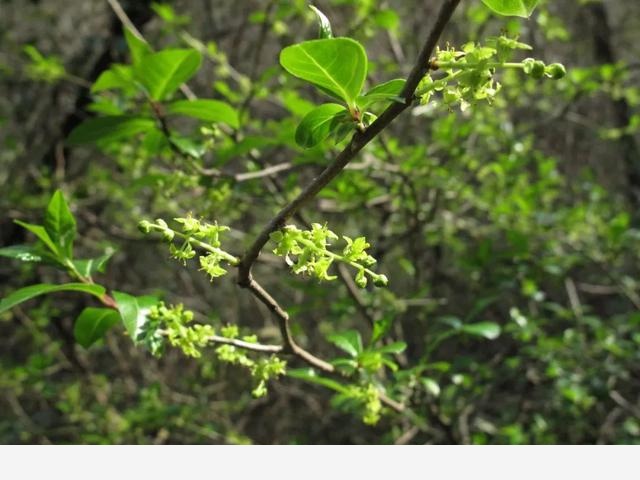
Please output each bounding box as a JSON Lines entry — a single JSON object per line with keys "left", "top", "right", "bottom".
{"left": 545, "top": 63, "right": 566, "bottom": 80}
{"left": 138, "top": 220, "right": 152, "bottom": 234}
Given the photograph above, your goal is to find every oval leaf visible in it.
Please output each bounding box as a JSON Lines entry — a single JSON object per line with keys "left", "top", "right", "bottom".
{"left": 481, "top": 0, "right": 538, "bottom": 17}
{"left": 113, "top": 291, "right": 158, "bottom": 341}
{"left": 327, "top": 329, "right": 363, "bottom": 358}
{"left": 134, "top": 49, "right": 202, "bottom": 100}
{"left": 166, "top": 99, "right": 239, "bottom": 128}
{"left": 0, "top": 283, "right": 106, "bottom": 314}
{"left": 44, "top": 190, "right": 76, "bottom": 260}
{"left": 357, "top": 78, "right": 406, "bottom": 109}
{"left": 74, "top": 307, "right": 120, "bottom": 348}
{"left": 280, "top": 38, "right": 367, "bottom": 107}
{"left": 67, "top": 116, "right": 156, "bottom": 145}
{"left": 462, "top": 322, "right": 502, "bottom": 340}
{"left": 295, "top": 103, "right": 346, "bottom": 148}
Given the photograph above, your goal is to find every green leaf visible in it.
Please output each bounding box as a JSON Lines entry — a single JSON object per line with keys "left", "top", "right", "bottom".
{"left": 166, "top": 99, "right": 239, "bottom": 128}
{"left": 112, "top": 291, "right": 158, "bottom": 341}
{"left": 74, "top": 307, "right": 120, "bottom": 348}
{"left": 134, "top": 49, "right": 202, "bottom": 100}
{"left": 481, "top": 0, "right": 538, "bottom": 17}
{"left": 124, "top": 28, "right": 152, "bottom": 65}
{"left": 462, "top": 322, "right": 502, "bottom": 340}
{"left": 357, "top": 79, "right": 406, "bottom": 109}
{"left": 92, "top": 65, "right": 136, "bottom": 93}
{"left": 44, "top": 190, "right": 76, "bottom": 259}
{"left": 0, "top": 283, "right": 106, "bottom": 314}
{"left": 376, "top": 341, "right": 407, "bottom": 355}
{"left": 327, "top": 330, "right": 363, "bottom": 358}
{"left": 295, "top": 103, "right": 347, "bottom": 148}
{"left": 67, "top": 116, "right": 156, "bottom": 145}
{"left": 422, "top": 377, "right": 441, "bottom": 397}
{"left": 72, "top": 251, "right": 115, "bottom": 277}
{"left": 14, "top": 220, "right": 60, "bottom": 257}
{"left": 0, "top": 245, "right": 47, "bottom": 263}
{"left": 309, "top": 5, "right": 333, "bottom": 39}
{"left": 288, "top": 368, "right": 349, "bottom": 394}
{"left": 280, "top": 38, "right": 367, "bottom": 107}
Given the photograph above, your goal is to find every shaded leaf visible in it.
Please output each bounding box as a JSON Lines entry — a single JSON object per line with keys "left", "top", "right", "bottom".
{"left": 67, "top": 116, "right": 156, "bottom": 145}
{"left": 74, "top": 307, "right": 120, "bottom": 348}
{"left": 166, "top": 99, "right": 239, "bottom": 128}
{"left": 14, "top": 220, "right": 60, "bottom": 257}
{"left": 295, "top": 103, "right": 346, "bottom": 148}
{"left": 0, "top": 283, "right": 106, "bottom": 314}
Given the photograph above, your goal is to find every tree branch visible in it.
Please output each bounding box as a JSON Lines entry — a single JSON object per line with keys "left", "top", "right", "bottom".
{"left": 238, "top": 0, "right": 461, "bottom": 285}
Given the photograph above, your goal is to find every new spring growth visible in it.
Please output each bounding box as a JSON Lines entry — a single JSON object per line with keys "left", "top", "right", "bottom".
{"left": 139, "top": 215, "right": 238, "bottom": 281}
{"left": 418, "top": 35, "right": 567, "bottom": 111}
{"left": 138, "top": 302, "right": 214, "bottom": 358}
{"left": 269, "top": 223, "right": 388, "bottom": 288}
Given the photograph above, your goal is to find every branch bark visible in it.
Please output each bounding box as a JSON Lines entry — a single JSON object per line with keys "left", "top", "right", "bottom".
{"left": 238, "top": 0, "right": 461, "bottom": 285}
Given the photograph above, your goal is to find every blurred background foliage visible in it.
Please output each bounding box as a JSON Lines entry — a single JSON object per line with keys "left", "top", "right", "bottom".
{"left": 0, "top": 0, "right": 639, "bottom": 444}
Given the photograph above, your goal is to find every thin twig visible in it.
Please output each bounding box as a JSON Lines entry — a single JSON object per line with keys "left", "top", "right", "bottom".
{"left": 206, "top": 334, "right": 283, "bottom": 353}
{"left": 238, "top": 0, "right": 462, "bottom": 285}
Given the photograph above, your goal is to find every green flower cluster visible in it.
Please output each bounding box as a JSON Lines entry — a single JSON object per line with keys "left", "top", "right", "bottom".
{"left": 270, "top": 223, "right": 388, "bottom": 288}
{"left": 139, "top": 302, "right": 214, "bottom": 358}
{"left": 138, "top": 215, "right": 238, "bottom": 281}
{"left": 214, "top": 325, "right": 287, "bottom": 398}
{"left": 418, "top": 35, "right": 566, "bottom": 111}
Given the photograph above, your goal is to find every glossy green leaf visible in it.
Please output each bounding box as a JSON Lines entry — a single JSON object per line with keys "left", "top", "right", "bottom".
{"left": 124, "top": 28, "right": 152, "bottom": 65}
{"left": 295, "top": 103, "right": 347, "bottom": 148}
{"left": 462, "top": 322, "right": 502, "bottom": 340}
{"left": 72, "top": 251, "right": 115, "bottom": 277}
{"left": 309, "top": 5, "right": 333, "bottom": 39}
{"left": 44, "top": 190, "right": 76, "bottom": 259}
{"left": 67, "top": 116, "right": 156, "bottom": 145}
{"left": 327, "top": 330, "right": 363, "bottom": 358}
{"left": 0, "top": 245, "right": 47, "bottom": 263}
{"left": 481, "top": 0, "right": 538, "bottom": 17}
{"left": 14, "top": 220, "right": 59, "bottom": 257}
{"left": 92, "top": 65, "right": 136, "bottom": 93}
{"left": 357, "top": 79, "right": 406, "bottom": 109}
{"left": 0, "top": 283, "right": 106, "bottom": 314}
{"left": 288, "top": 368, "right": 349, "bottom": 394}
{"left": 166, "top": 99, "right": 239, "bottom": 128}
{"left": 280, "top": 38, "right": 367, "bottom": 107}
{"left": 74, "top": 307, "right": 120, "bottom": 348}
{"left": 134, "top": 49, "right": 202, "bottom": 100}
{"left": 112, "top": 291, "right": 158, "bottom": 341}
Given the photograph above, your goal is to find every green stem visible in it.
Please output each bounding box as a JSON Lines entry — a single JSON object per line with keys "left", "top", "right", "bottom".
{"left": 435, "top": 61, "right": 525, "bottom": 71}
{"left": 148, "top": 223, "right": 239, "bottom": 265}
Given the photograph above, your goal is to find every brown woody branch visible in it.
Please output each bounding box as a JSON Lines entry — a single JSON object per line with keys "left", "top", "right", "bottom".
{"left": 237, "top": 0, "right": 462, "bottom": 285}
